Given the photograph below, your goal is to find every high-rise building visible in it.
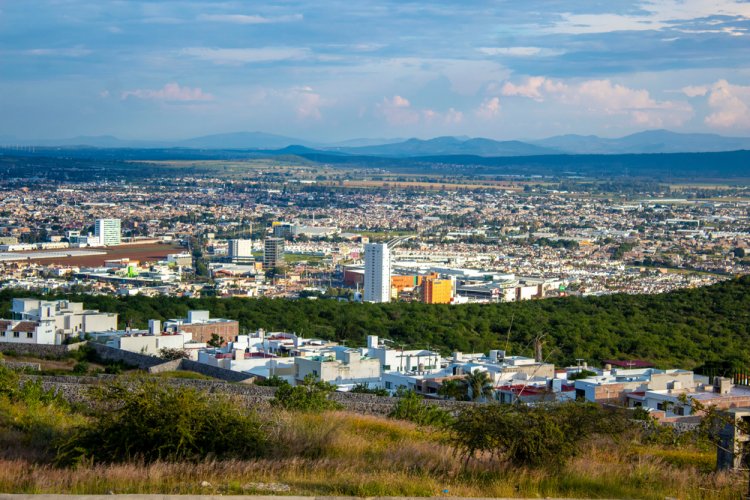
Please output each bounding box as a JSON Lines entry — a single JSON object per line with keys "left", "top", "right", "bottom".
{"left": 228, "top": 239, "right": 253, "bottom": 263}
{"left": 94, "top": 218, "right": 121, "bottom": 246}
{"left": 364, "top": 243, "right": 390, "bottom": 303}
{"left": 422, "top": 277, "right": 453, "bottom": 304}
{"left": 263, "top": 238, "right": 284, "bottom": 269}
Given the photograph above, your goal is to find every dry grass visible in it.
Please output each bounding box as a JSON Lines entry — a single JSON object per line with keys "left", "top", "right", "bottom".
{"left": 0, "top": 408, "right": 745, "bottom": 498}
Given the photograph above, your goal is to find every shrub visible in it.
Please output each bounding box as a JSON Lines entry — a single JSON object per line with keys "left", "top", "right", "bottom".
{"left": 254, "top": 375, "right": 288, "bottom": 387}
{"left": 389, "top": 390, "right": 453, "bottom": 427}
{"left": 158, "top": 347, "right": 189, "bottom": 361}
{"left": 72, "top": 361, "right": 89, "bottom": 375}
{"left": 56, "top": 379, "right": 266, "bottom": 464}
{"left": 350, "top": 383, "right": 389, "bottom": 396}
{"left": 450, "top": 402, "right": 629, "bottom": 468}
{"left": 271, "top": 374, "right": 342, "bottom": 412}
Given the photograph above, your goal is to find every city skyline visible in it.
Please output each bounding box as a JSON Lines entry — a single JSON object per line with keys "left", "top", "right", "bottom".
{"left": 2, "top": 1, "right": 750, "bottom": 142}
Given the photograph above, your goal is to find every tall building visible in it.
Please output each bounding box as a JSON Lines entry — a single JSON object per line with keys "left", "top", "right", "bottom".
{"left": 263, "top": 238, "right": 285, "bottom": 269}
{"left": 364, "top": 243, "right": 390, "bottom": 303}
{"left": 95, "top": 218, "right": 121, "bottom": 246}
{"left": 228, "top": 239, "right": 253, "bottom": 263}
{"left": 422, "top": 277, "right": 453, "bottom": 304}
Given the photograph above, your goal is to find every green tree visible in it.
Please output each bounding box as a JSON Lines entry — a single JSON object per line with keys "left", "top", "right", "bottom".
{"left": 464, "top": 370, "right": 495, "bottom": 402}
{"left": 57, "top": 379, "right": 266, "bottom": 464}
{"left": 389, "top": 390, "right": 453, "bottom": 427}
{"left": 271, "top": 374, "right": 342, "bottom": 412}
{"left": 207, "top": 333, "right": 223, "bottom": 348}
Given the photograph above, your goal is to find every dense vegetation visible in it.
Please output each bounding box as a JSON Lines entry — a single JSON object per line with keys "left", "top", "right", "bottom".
{"left": 2, "top": 277, "right": 748, "bottom": 371}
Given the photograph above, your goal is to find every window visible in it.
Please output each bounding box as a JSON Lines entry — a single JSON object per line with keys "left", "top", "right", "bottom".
{"left": 13, "top": 332, "right": 19, "bottom": 338}
{"left": 385, "top": 381, "right": 392, "bottom": 389}
{"left": 0, "top": 331, "right": 4, "bottom": 337}
{"left": 27, "top": 332, "right": 33, "bottom": 339}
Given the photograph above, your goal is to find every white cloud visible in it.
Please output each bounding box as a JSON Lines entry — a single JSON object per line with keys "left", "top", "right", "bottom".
{"left": 121, "top": 83, "right": 213, "bottom": 102}
{"left": 180, "top": 47, "right": 310, "bottom": 65}
{"left": 377, "top": 95, "right": 463, "bottom": 126}
{"left": 286, "top": 87, "right": 326, "bottom": 120}
{"left": 703, "top": 80, "right": 750, "bottom": 128}
{"left": 682, "top": 85, "right": 708, "bottom": 97}
{"left": 478, "top": 47, "right": 565, "bottom": 57}
{"left": 197, "top": 14, "right": 302, "bottom": 24}
{"left": 26, "top": 47, "right": 92, "bottom": 57}
{"left": 501, "top": 77, "right": 567, "bottom": 101}
{"left": 551, "top": 0, "right": 750, "bottom": 34}
{"left": 502, "top": 76, "right": 693, "bottom": 127}
{"left": 476, "top": 97, "right": 501, "bottom": 119}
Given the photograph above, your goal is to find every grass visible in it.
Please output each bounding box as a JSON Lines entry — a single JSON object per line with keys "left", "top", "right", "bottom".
{"left": 0, "top": 402, "right": 745, "bottom": 499}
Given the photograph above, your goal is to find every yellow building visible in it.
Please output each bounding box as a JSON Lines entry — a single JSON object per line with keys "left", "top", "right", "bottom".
{"left": 422, "top": 278, "right": 453, "bottom": 304}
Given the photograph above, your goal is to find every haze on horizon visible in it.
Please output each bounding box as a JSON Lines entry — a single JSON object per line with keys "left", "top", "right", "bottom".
{"left": 2, "top": 0, "right": 750, "bottom": 143}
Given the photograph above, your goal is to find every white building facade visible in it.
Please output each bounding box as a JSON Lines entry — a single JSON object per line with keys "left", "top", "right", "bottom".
{"left": 364, "top": 243, "right": 390, "bottom": 303}
{"left": 95, "top": 218, "right": 122, "bottom": 246}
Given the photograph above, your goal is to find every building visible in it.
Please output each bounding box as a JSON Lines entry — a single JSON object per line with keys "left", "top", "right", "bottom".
{"left": 95, "top": 218, "right": 121, "bottom": 246}
{"left": 163, "top": 310, "right": 239, "bottom": 344}
{"left": 263, "top": 238, "right": 284, "bottom": 269}
{"left": 0, "top": 298, "right": 118, "bottom": 345}
{"left": 422, "top": 277, "right": 453, "bottom": 304}
{"left": 295, "top": 347, "right": 381, "bottom": 384}
{"left": 228, "top": 239, "right": 253, "bottom": 263}
{"left": 364, "top": 243, "right": 390, "bottom": 303}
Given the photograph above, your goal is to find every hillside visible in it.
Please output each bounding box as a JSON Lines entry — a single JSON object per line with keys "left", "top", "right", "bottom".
{"left": 2, "top": 276, "right": 748, "bottom": 371}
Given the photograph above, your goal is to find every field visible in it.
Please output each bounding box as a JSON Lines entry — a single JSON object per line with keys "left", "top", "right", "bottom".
{"left": 0, "top": 406, "right": 743, "bottom": 499}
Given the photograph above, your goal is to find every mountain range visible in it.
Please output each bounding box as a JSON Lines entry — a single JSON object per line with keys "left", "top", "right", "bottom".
{"left": 3, "top": 129, "right": 750, "bottom": 156}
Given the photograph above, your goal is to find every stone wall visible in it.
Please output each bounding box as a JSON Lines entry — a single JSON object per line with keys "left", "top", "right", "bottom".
{"left": 0, "top": 342, "right": 83, "bottom": 359}
{"left": 178, "top": 359, "right": 255, "bottom": 383}
{"left": 90, "top": 343, "right": 166, "bottom": 369}
{"left": 1, "top": 359, "right": 41, "bottom": 371}
{"left": 90, "top": 344, "right": 254, "bottom": 383}
{"left": 25, "top": 373, "right": 475, "bottom": 416}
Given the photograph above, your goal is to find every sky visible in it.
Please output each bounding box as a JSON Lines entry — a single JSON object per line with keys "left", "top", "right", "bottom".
{"left": 1, "top": 0, "right": 750, "bottom": 142}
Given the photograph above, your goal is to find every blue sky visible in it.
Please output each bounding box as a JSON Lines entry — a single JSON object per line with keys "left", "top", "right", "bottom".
{"left": 2, "top": 0, "right": 750, "bottom": 141}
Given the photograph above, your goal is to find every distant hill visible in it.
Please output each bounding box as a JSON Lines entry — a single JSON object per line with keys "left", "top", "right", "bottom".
{"left": 330, "top": 136, "right": 558, "bottom": 157}
{"left": 533, "top": 129, "right": 750, "bottom": 154}
{"left": 6, "top": 129, "right": 750, "bottom": 155}
{"left": 175, "top": 131, "right": 311, "bottom": 149}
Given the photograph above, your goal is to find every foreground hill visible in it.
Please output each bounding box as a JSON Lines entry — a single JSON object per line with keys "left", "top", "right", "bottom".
{"left": 2, "top": 277, "right": 748, "bottom": 371}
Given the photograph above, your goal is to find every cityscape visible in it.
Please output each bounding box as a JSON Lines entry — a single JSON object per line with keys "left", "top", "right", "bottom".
{"left": 1, "top": 0, "right": 750, "bottom": 498}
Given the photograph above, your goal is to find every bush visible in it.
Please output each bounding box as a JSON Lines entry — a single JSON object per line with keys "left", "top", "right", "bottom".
{"left": 72, "top": 361, "right": 89, "bottom": 375}
{"left": 56, "top": 379, "right": 266, "bottom": 464}
{"left": 389, "top": 390, "right": 453, "bottom": 427}
{"left": 254, "top": 375, "right": 288, "bottom": 387}
{"left": 450, "top": 402, "right": 629, "bottom": 468}
{"left": 350, "top": 383, "right": 389, "bottom": 396}
{"left": 271, "top": 374, "right": 342, "bottom": 412}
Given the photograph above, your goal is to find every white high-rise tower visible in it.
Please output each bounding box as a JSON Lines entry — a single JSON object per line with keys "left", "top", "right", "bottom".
{"left": 94, "top": 218, "right": 121, "bottom": 246}
{"left": 364, "top": 243, "right": 391, "bottom": 303}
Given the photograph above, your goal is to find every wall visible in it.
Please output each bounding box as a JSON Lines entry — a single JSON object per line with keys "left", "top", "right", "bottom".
{"left": 28, "top": 373, "right": 475, "bottom": 415}
{"left": 0, "top": 342, "right": 84, "bottom": 359}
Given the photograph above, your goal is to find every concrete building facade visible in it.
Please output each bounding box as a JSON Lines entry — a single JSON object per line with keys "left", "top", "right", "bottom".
{"left": 364, "top": 243, "right": 390, "bottom": 303}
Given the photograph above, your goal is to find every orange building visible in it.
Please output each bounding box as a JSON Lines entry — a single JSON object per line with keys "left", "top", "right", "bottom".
{"left": 422, "top": 277, "right": 453, "bottom": 304}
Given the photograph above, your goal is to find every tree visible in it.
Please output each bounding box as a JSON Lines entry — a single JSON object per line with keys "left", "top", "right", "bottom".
{"left": 207, "top": 333, "right": 223, "bottom": 348}
{"left": 389, "top": 390, "right": 453, "bottom": 427}
{"left": 159, "top": 347, "right": 189, "bottom": 361}
{"left": 464, "top": 370, "right": 495, "bottom": 402}
{"left": 56, "top": 379, "right": 266, "bottom": 464}
{"left": 450, "top": 402, "right": 628, "bottom": 468}
{"left": 438, "top": 378, "right": 468, "bottom": 401}
{"left": 271, "top": 374, "right": 342, "bottom": 412}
